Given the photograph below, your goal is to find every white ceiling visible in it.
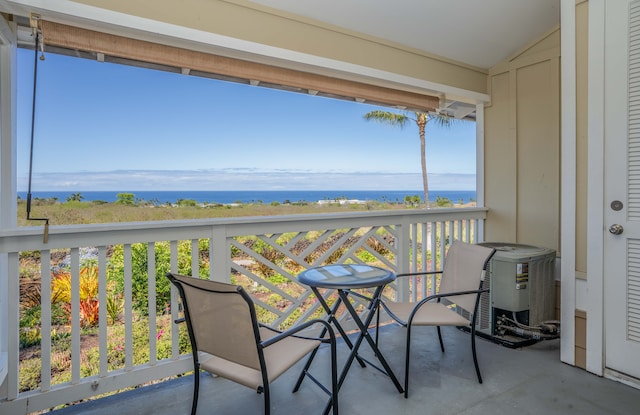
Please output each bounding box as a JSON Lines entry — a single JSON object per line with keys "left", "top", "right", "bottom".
{"left": 248, "top": 0, "right": 560, "bottom": 70}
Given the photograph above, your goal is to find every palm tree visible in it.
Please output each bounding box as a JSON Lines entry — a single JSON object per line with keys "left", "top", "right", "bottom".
{"left": 363, "top": 110, "right": 458, "bottom": 207}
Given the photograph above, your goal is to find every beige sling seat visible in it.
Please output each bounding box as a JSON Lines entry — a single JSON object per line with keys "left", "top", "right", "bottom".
{"left": 167, "top": 273, "right": 339, "bottom": 415}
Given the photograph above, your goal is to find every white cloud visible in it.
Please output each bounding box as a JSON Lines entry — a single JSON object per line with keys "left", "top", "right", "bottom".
{"left": 18, "top": 168, "right": 476, "bottom": 191}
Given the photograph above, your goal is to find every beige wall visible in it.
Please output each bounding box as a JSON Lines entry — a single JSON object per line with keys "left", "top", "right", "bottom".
{"left": 484, "top": 30, "right": 561, "bottom": 252}
{"left": 72, "top": 0, "right": 488, "bottom": 96}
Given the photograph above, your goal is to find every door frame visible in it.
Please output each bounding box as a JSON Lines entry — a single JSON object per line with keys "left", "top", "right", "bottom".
{"left": 560, "top": 0, "right": 577, "bottom": 368}
{"left": 586, "top": 0, "right": 606, "bottom": 377}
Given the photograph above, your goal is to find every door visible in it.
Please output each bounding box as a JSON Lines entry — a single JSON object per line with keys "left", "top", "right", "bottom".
{"left": 604, "top": 0, "right": 640, "bottom": 379}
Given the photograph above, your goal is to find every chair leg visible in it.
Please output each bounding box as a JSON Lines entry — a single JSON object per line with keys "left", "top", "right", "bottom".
{"left": 263, "top": 384, "right": 271, "bottom": 415}
{"left": 436, "top": 326, "right": 445, "bottom": 352}
{"left": 375, "top": 304, "right": 380, "bottom": 347}
{"left": 191, "top": 369, "right": 200, "bottom": 415}
{"left": 471, "top": 327, "right": 483, "bottom": 384}
{"left": 404, "top": 325, "right": 412, "bottom": 399}
{"left": 331, "top": 338, "right": 339, "bottom": 415}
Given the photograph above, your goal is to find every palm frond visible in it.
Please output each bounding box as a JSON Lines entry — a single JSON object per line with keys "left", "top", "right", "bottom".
{"left": 363, "top": 110, "right": 410, "bottom": 128}
{"left": 428, "top": 112, "right": 460, "bottom": 127}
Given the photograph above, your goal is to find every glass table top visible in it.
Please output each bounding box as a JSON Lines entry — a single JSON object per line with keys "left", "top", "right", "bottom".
{"left": 297, "top": 264, "right": 395, "bottom": 289}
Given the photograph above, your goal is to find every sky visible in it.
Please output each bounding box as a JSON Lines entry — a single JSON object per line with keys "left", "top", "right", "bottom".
{"left": 16, "top": 48, "right": 477, "bottom": 192}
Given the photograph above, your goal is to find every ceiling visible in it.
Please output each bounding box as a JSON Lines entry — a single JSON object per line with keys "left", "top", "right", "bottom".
{"left": 6, "top": 0, "right": 560, "bottom": 120}
{"left": 248, "top": 0, "right": 560, "bottom": 70}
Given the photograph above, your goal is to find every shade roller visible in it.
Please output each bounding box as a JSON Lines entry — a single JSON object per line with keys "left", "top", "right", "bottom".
{"left": 39, "top": 20, "right": 439, "bottom": 112}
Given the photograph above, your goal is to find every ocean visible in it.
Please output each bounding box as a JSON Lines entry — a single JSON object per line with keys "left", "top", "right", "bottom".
{"left": 18, "top": 190, "right": 476, "bottom": 205}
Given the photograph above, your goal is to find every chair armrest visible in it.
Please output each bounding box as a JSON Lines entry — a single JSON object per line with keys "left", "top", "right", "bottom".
{"left": 259, "top": 323, "right": 314, "bottom": 340}
{"left": 261, "top": 319, "right": 336, "bottom": 348}
{"left": 407, "top": 288, "right": 489, "bottom": 323}
{"left": 396, "top": 270, "right": 443, "bottom": 278}
{"left": 414, "top": 287, "right": 489, "bottom": 307}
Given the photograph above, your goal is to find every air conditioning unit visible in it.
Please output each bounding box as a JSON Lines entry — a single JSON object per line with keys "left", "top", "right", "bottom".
{"left": 476, "top": 242, "right": 557, "bottom": 347}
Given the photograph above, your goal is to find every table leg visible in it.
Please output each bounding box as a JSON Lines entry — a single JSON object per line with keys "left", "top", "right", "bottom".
{"left": 338, "top": 288, "right": 404, "bottom": 393}
{"left": 318, "top": 288, "right": 404, "bottom": 415}
{"left": 292, "top": 287, "right": 365, "bottom": 394}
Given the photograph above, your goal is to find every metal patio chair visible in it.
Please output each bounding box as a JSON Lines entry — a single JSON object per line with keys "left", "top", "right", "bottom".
{"left": 378, "top": 241, "right": 496, "bottom": 398}
{"left": 167, "top": 273, "right": 339, "bottom": 415}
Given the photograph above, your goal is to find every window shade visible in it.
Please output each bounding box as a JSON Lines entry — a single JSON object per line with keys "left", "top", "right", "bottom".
{"left": 40, "top": 20, "right": 439, "bottom": 112}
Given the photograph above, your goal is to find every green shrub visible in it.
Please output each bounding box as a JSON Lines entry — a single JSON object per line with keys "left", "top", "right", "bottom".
{"left": 19, "top": 305, "right": 42, "bottom": 348}
{"left": 435, "top": 196, "right": 453, "bottom": 207}
{"left": 176, "top": 199, "right": 198, "bottom": 207}
{"left": 18, "top": 304, "right": 67, "bottom": 348}
{"left": 266, "top": 273, "right": 289, "bottom": 285}
{"left": 404, "top": 195, "right": 422, "bottom": 207}
{"left": 108, "top": 239, "right": 212, "bottom": 316}
{"left": 356, "top": 250, "right": 377, "bottom": 263}
{"left": 81, "top": 348, "right": 100, "bottom": 377}
{"left": 177, "top": 323, "right": 191, "bottom": 354}
{"left": 107, "top": 243, "right": 171, "bottom": 315}
{"left": 252, "top": 239, "right": 285, "bottom": 279}
{"left": 156, "top": 335, "right": 173, "bottom": 360}
{"left": 19, "top": 357, "right": 42, "bottom": 392}
{"left": 104, "top": 293, "right": 122, "bottom": 324}
{"left": 20, "top": 326, "right": 41, "bottom": 348}
{"left": 115, "top": 193, "right": 136, "bottom": 205}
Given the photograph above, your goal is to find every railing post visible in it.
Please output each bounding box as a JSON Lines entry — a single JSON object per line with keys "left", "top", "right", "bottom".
{"left": 0, "top": 253, "right": 8, "bottom": 398}
{"left": 0, "top": 16, "right": 18, "bottom": 394}
{"left": 210, "top": 224, "right": 229, "bottom": 283}
{"left": 5, "top": 252, "right": 19, "bottom": 401}
{"left": 395, "top": 220, "right": 411, "bottom": 302}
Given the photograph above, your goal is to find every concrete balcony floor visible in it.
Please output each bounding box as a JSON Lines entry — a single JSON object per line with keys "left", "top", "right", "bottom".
{"left": 51, "top": 324, "right": 639, "bottom": 415}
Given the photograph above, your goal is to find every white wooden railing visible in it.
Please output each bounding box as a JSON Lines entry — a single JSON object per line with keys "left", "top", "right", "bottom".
{"left": 0, "top": 208, "right": 486, "bottom": 415}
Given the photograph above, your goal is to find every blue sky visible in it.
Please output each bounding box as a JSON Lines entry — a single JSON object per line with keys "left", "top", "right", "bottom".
{"left": 16, "top": 48, "right": 476, "bottom": 191}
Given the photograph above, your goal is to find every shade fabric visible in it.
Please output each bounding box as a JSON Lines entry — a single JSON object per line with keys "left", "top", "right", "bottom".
{"left": 39, "top": 20, "right": 439, "bottom": 113}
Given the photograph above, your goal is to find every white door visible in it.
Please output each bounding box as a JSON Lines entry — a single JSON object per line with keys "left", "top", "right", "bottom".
{"left": 604, "top": 0, "right": 640, "bottom": 379}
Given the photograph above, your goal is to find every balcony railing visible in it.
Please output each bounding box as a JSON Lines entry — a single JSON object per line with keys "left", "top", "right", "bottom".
{"left": 0, "top": 207, "right": 486, "bottom": 415}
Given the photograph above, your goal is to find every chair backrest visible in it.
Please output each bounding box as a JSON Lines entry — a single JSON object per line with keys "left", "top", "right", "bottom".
{"left": 168, "top": 273, "right": 263, "bottom": 370}
{"left": 438, "top": 241, "right": 496, "bottom": 313}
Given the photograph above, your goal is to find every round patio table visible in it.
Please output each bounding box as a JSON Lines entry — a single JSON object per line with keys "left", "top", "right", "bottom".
{"left": 294, "top": 264, "right": 404, "bottom": 415}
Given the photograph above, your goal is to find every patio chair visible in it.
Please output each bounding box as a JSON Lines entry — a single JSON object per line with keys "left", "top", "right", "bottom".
{"left": 167, "top": 273, "right": 339, "bottom": 415}
{"left": 378, "top": 241, "right": 496, "bottom": 398}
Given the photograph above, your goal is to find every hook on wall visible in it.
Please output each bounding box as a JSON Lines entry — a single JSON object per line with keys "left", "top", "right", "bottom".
{"left": 29, "top": 13, "right": 45, "bottom": 60}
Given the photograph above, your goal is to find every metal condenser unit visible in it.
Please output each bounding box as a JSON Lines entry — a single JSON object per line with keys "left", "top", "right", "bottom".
{"left": 476, "top": 242, "right": 557, "bottom": 347}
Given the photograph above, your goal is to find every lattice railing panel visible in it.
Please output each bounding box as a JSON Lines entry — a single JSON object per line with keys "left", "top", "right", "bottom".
{"left": 228, "top": 225, "right": 399, "bottom": 328}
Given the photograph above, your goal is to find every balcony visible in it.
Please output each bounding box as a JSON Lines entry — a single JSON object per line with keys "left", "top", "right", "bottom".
{"left": 50, "top": 326, "right": 640, "bottom": 415}
{"left": 2, "top": 207, "right": 639, "bottom": 414}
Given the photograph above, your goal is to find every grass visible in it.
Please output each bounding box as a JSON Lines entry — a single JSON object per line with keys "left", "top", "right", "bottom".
{"left": 17, "top": 198, "right": 426, "bottom": 226}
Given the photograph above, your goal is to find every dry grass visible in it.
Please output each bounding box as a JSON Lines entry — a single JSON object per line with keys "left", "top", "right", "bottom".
{"left": 17, "top": 199, "right": 415, "bottom": 226}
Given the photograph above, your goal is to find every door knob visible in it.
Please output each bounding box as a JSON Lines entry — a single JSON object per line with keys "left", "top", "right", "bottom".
{"left": 609, "top": 224, "right": 624, "bottom": 235}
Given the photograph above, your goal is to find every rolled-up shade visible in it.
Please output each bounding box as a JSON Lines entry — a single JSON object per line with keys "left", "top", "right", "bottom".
{"left": 40, "top": 20, "right": 439, "bottom": 112}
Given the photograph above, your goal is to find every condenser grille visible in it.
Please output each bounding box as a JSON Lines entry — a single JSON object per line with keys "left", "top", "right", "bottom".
{"left": 479, "top": 263, "right": 492, "bottom": 331}
{"left": 528, "top": 256, "right": 557, "bottom": 325}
